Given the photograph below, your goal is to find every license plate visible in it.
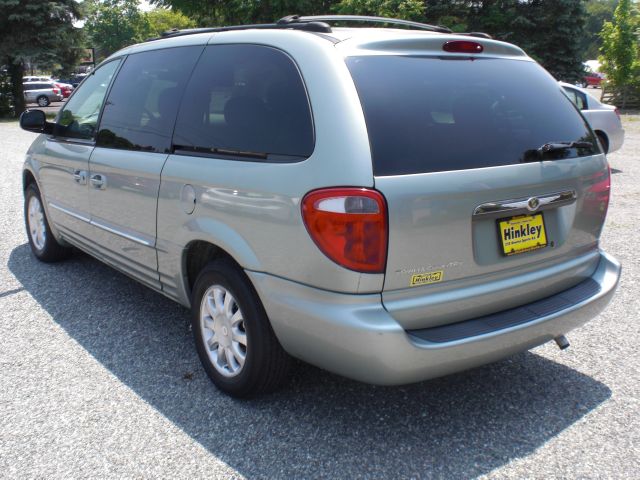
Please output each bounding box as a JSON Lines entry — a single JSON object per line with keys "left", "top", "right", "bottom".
{"left": 498, "top": 214, "right": 548, "bottom": 256}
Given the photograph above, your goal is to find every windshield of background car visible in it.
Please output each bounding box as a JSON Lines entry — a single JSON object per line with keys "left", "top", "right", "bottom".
{"left": 345, "top": 56, "right": 599, "bottom": 176}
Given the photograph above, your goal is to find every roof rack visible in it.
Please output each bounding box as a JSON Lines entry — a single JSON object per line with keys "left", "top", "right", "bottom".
{"left": 153, "top": 20, "right": 332, "bottom": 41}
{"left": 149, "top": 14, "right": 476, "bottom": 43}
{"left": 280, "top": 15, "right": 452, "bottom": 34}
{"left": 460, "top": 32, "right": 493, "bottom": 39}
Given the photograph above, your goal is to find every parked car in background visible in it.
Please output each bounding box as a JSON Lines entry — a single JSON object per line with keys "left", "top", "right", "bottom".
{"left": 583, "top": 71, "right": 604, "bottom": 88}
{"left": 23, "top": 81, "right": 63, "bottom": 107}
{"left": 23, "top": 76, "right": 52, "bottom": 83}
{"left": 53, "top": 81, "right": 74, "bottom": 98}
{"left": 57, "top": 74, "right": 87, "bottom": 88}
{"left": 560, "top": 82, "right": 624, "bottom": 153}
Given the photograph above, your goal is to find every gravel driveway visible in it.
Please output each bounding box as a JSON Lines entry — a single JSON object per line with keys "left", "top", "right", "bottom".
{"left": 1, "top": 117, "right": 638, "bottom": 479}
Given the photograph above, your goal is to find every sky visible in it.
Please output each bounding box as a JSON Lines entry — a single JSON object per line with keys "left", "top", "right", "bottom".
{"left": 139, "top": 0, "right": 153, "bottom": 12}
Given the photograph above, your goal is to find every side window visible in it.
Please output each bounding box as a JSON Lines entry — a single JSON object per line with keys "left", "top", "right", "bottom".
{"left": 575, "top": 90, "right": 588, "bottom": 110}
{"left": 563, "top": 87, "right": 587, "bottom": 111}
{"left": 173, "top": 44, "right": 314, "bottom": 161}
{"left": 97, "top": 46, "right": 203, "bottom": 153}
{"left": 54, "top": 60, "right": 121, "bottom": 140}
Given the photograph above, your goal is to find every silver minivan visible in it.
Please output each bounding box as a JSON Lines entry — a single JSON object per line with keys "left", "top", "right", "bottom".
{"left": 19, "top": 16, "right": 621, "bottom": 397}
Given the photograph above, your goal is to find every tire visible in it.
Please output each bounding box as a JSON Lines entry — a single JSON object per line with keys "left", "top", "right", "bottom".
{"left": 191, "top": 258, "right": 292, "bottom": 397}
{"left": 36, "top": 95, "right": 50, "bottom": 107}
{"left": 596, "top": 132, "right": 609, "bottom": 154}
{"left": 24, "top": 183, "right": 72, "bottom": 262}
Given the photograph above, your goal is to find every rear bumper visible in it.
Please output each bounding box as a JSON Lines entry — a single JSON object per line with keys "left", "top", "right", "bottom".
{"left": 248, "top": 251, "right": 620, "bottom": 385}
{"left": 608, "top": 126, "right": 625, "bottom": 153}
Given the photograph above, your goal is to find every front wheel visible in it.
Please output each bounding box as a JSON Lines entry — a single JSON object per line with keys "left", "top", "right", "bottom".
{"left": 24, "top": 183, "right": 72, "bottom": 262}
{"left": 36, "top": 95, "right": 50, "bottom": 107}
{"left": 191, "top": 259, "right": 292, "bottom": 397}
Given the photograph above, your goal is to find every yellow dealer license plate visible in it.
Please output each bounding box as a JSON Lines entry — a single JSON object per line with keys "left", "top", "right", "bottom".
{"left": 498, "top": 214, "right": 548, "bottom": 256}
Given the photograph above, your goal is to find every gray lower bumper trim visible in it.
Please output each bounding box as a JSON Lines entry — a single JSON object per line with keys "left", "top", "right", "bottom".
{"left": 409, "top": 278, "right": 601, "bottom": 343}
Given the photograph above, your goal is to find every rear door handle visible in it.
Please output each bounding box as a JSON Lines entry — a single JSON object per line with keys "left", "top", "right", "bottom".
{"left": 90, "top": 174, "right": 107, "bottom": 190}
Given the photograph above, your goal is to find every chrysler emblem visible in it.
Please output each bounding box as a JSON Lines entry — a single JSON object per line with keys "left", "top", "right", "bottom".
{"left": 527, "top": 197, "right": 540, "bottom": 212}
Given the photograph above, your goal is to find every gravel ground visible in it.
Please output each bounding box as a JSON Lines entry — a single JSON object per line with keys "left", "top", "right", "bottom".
{"left": 0, "top": 117, "right": 638, "bottom": 479}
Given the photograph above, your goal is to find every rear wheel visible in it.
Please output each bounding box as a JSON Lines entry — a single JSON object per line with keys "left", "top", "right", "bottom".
{"left": 191, "top": 258, "right": 291, "bottom": 397}
{"left": 24, "top": 183, "right": 72, "bottom": 262}
{"left": 36, "top": 95, "right": 50, "bottom": 107}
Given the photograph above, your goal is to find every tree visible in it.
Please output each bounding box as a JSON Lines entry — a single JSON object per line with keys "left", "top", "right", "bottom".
{"left": 0, "top": 0, "right": 83, "bottom": 116}
{"left": 84, "top": 0, "right": 153, "bottom": 60}
{"left": 149, "top": 0, "right": 339, "bottom": 26}
{"left": 599, "top": 0, "right": 639, "bottom": 87}
{"left": 582, "top": 0, "right": 618, "bottom": 60}
{"left": 423, "top": 0, "right": 587, "bottom": 82}
{"left": 334, "top": 0, "right": 425, "bottom": 21}
{"left": 146, "top": 8, "right": 196, "bottom": 36}
{"left": 521, "top": 0, "right": 588, "bottom": 83}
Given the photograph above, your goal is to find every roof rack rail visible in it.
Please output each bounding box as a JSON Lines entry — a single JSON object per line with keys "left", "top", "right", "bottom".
{"left": 151, "top": 20, "right": 332, "bottom": 41}
{"left": 459, "top": 32, "right": 493, "bottom": 39}
{"left": 280, "top": 15, "right": 452, "bottom": 34}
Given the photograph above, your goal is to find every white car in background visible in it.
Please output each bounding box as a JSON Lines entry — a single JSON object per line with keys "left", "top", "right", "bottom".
{"left": 560, "top": 82, "right": 625, "bottom": 153}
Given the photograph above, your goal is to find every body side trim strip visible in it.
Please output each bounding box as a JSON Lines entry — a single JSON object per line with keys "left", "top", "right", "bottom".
{"left": 48, "top": 201, "right": 91, "bottom": 223}
{"left": 49, "top": 201, "right": 153, "bottom": 247}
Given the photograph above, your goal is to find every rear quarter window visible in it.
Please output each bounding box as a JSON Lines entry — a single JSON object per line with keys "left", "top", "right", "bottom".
{"left": 173, "top": 44, "right": 314, "bottom": 162}
{"left": 346, "top": 56, "right": 599, "bottom": 176}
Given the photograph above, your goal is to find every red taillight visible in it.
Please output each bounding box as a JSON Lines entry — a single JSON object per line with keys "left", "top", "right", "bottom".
{"left": 586, "top": 165, "right": 611, "bottom": 215}
{"left": 302, "top": 188, "right": 388, "bottom": 273}
{"left": 614, "top": 108, "right": 621, "bottom": 120}
{"left": 443, "top": 40, "right": 484, "bottom": 54}
{"left": 53, "top": 88, "right": 60, "bottom": 94}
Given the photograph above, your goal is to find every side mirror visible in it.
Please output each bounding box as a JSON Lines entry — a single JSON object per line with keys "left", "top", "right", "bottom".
{"left": 20, "top": 110, "right": 53, "bottom": 134}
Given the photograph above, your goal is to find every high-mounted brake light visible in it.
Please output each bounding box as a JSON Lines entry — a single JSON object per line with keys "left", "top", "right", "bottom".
{"left": 302, "top": 188, "right": 388, "bottom": 273}
{"left": 443, "top": 40, "right": 484, "bottom": 54}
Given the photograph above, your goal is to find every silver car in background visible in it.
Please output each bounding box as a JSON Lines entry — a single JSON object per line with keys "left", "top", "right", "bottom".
{"left": 23, "top": 81, "right": 63, "bottom": 107}
{"left": 561, "top": 82, "right": 625, "bottom": 154}
{"left": 18, "top": 16, "right": 621, "bottom": 398}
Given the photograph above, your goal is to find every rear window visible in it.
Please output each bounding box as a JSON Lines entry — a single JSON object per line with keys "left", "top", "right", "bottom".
{"left": 346, "top": 56, "right": 599, "bottom": 176}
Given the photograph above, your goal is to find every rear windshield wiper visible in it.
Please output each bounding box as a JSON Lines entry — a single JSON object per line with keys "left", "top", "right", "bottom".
{"left": 522, "top": 141, "right": 595, "bottom": 163}
{"left": 537, "top": 141, "right": 593, "bottom": 154}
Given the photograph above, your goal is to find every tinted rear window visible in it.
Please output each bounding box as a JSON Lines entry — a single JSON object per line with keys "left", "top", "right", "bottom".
{"left": 346, "top": 56, "right": 599, "bottom": 176}
{"left": 173, "top": 44, "right": 314, "bottom": 162}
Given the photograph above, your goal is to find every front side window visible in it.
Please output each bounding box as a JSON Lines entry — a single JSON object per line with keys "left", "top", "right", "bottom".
{"left": 97, "top": 46, "right": 203, "bottom": 153}
{"left": 53, "top": 60, "right": 121, "bottom": 140}
{"left": 173, "top": 44, "right": 314, "bottom": 162}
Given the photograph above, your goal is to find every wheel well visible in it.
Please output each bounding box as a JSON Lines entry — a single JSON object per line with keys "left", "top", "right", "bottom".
{"left": 23, "top": 170, "right": 36, "bottom": 192}
{"left": 184, "top": 241, "right": 239, "bottom": 297}
{"left": 595, "top": 130, "right": 609, "bottom": 153}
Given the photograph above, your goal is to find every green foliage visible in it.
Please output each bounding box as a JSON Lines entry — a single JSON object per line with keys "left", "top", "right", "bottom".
{"left": 0, "top": 0, "right": 83, "bottom": 116}
{"left": 146, "top": 8, "right": 196, "bottom": 36}
{"left": 582, "top": 0, "right": 618, "bottom": 60}
{"left": 599, "top": 0, "right": 639, "bottom": 87}
{"left": 149, "top": 0, "right": 339, "bottom": 26}
{"left": 84, "top": 0, "right": 153, "bottom": 60}
{"left": 334, "top": 0, "right": 424, "bottom": 20}
{"left": 423, "top": 0, "right": 588, "bottom": 83}
{"left": 524, "top": 0, "right": 588, "bottom": 83}
{"left": 0, "top": 69, "right": 13, "bottom": 117}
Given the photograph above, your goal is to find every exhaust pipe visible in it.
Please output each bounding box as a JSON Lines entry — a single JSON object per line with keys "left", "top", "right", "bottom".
{"left": 554, "top": 335, "right": 570, "bottom": 350}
